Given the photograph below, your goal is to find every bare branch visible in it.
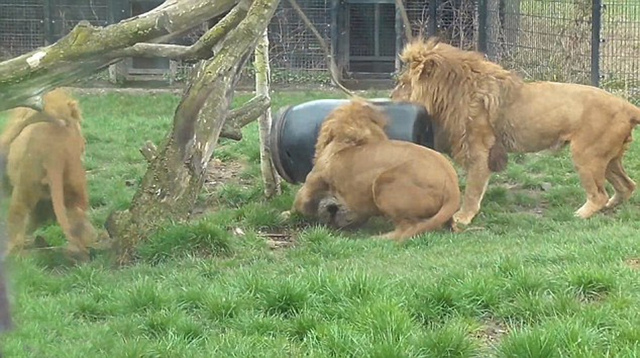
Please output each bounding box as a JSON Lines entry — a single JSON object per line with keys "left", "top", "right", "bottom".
{"left": 220, "top": 95, "right": 270, "bottom": 140}
{"left": 188, "top": 1, "right": 252, "bottom": 58}
{"left": 395, "top": 0, "right": 413, "bottom": 41}
{"left": 112, "top": 2, "right": 250, "bottom": 60}
{"left": 286, "top": 0, "right": 356, "bottom": 98}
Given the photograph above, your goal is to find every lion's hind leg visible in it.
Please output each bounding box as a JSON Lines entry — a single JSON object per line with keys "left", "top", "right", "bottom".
{"left": 52, "top": 161, "right": 96, "bottom": 261}
{"left": 372, "top": 165, "right": 452, "bottom": 242}
{"left": 605, "top": 152, "right": 636, "bottom": 209}
{"left": 571, "top": 144, "right": 610, "bottom": 219}
{"left": 6, "top": 186, "right": 40, "bottom": 256}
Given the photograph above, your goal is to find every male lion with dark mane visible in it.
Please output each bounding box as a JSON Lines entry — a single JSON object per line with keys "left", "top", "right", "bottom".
{"left": 290, "top": 99, "right": 461, "bottom": 241}
{"left": 1, "top": 88, "right": 97, "bottom": 261}
{"left": 391, "top": 37, "right": 640, "bottom": 226}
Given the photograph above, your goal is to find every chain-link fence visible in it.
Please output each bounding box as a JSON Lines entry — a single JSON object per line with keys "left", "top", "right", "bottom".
{"left": 0, "top": 0, "right": 44, "bottom": 59}
{"left": 483, "top": 0, "right": 593, "bottom": 85}
{"left": 2, "top": 0, "right": 640, "bottom": 94}
{"left": 600, "top": 0, "right": 640, "bottom": 94}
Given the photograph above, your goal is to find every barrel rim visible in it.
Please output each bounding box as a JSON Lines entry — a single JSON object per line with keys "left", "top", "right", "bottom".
{"left": 270, "top": 105, "right": 296, "bottom": 184}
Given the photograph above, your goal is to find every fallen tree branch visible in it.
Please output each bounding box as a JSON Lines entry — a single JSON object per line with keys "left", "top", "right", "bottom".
{"left": 0, "top": 0, "right": 239, "bottom": 111}
{"left": 220, "top": 95, "right": 270, "bottom": 140}
{"left": 286, "top": 0, "right": 356, "bottom": 98}
{"left": 112, "top": 1, "right": 250, "bottom": 60}
{"left": 112, "top": 43, "right": 190, "bottom": 59}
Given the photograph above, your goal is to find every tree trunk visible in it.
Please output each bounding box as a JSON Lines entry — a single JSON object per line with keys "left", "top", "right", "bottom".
{"left": 0, "top": 0, "right": 240, "bottom": 111}
{"left": 108, "top": 0, "right": 281, "bottom": 265}
{"left": 254, "top": 30, "right": 281, "bottom": 198}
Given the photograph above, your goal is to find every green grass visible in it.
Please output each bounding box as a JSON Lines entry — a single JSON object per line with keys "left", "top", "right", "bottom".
{"left": 1, "top": 88, "right": 640, "bottom": 357}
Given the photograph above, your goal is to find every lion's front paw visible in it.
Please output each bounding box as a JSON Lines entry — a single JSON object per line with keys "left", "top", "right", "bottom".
{"left": 453, "top": 210, "right": 475, "bottom": 227}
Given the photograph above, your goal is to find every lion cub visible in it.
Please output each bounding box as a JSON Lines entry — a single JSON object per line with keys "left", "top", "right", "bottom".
{"left": 1, "top": 88, "right": 97, "bottom": 261}
{"left": 291, "top": 99, "right": 461, "bottom": 241}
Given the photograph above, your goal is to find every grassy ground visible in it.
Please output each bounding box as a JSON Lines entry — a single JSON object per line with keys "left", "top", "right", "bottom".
{"left": 1, "top": 89, "right": 640, "bottom": 357}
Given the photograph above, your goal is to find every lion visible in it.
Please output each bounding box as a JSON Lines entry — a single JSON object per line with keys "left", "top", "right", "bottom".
{"left": 0, "top": 88, "right": 76, "bottom": 154}
{"left": 290, "top": 99, "right": 461, "bottom": 241}
{"left": 315, "top": 194, "right": 367, "bottom": 230}
{"left": 1, "top": 88, "right": 97, "bottom": 261}
{"left": 391, "top": 37, "right": 640, "bottom": 226}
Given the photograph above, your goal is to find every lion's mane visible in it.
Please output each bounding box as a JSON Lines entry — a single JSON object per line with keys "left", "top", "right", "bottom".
{"left": 313, "top": 99, "right": 389, "bottom": 163}
{"left": 395, "top": 37, "right": 523, "bottom": 167}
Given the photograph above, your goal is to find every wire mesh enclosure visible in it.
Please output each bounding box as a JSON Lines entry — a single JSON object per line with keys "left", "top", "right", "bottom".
{"left": 347, "top": 2, "right": 397, "bottom": 74}
{"left": 48, "top": 0, "right": 110, "bottom": 41}
{"left": 600, "top": 0, "right": 640, "bottom": 93}
{"left": 2, "top": 0, "right": 640, "bottom": 93}
{"left": 483, "top": 0, "right": 593, "bottom": 84}
{"left": 269, "top": 0, "right": 330, "bottom": 71}
{"left": 0, "top": 0, "right": 44, "bottom": 59}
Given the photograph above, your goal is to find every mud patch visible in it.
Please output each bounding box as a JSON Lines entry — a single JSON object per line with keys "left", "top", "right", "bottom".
{"left": 191, "top": 158, "right": 250, "bottom": 217}
{"left": 625, "top": 258, "right": 640, "bottom": 270}
{"left": 203, "top": 158, "right": 249, "bottom": 193}
{"left": 475, "top": 319, "right": 509, "bottom": 347}
{"left": 261, "top": 230, "right": 296, "bottom": 250}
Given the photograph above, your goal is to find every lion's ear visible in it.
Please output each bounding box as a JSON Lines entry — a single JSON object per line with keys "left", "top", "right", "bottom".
{"left": 315, "top": 127, "right": 334, "bottom": 157}
{"left": 67, "top": 100, "right": 82, "bottom": 122}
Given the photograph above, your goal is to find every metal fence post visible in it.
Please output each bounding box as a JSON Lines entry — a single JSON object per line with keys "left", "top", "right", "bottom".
{"left": 478, "top": 0, "right": 488, "bottom": 53}
{"left": 428, "top": 0, "right": 438, "bottom": 37}
{"left": 395, "top": 3, "right": 403, "bottom": 73}
{"left": 591, "top": 0, "right": 602, "bottom": 87}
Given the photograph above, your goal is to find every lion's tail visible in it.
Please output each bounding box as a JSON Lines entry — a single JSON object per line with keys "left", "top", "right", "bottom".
{"left": 400, "top": 181, "right": 460, "bottom": 239}
{"left": 45, "top": 163, "right": 73, "bottom": 241}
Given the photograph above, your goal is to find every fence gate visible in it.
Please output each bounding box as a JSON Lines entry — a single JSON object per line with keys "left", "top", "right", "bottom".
{"left": 333, "top": 0, "right": 398, "bottom": 79}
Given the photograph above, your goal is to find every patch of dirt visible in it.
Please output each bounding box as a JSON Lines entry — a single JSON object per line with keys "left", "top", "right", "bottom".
{"left": 230, "top": 226, "right": 297, "bottom": 250}
{"left": 625, "top": 258, "right": 640, "bottom": 270}
{"left": 190, "top": 158, "right": 250, "bottom": 218}
{"left": 261, "top": 230, "right": 297, "bottom": 250}
{"left": 474, "top": 319, "right": 509, "bottom": 347}
{"left": 203, "top": 158, "right": 249, "bottom": 192}
{"left": 196, "top": 159, "right": 298, "bottom": 251}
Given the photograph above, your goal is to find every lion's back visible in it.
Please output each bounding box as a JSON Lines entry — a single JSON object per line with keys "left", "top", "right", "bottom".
{"left": 6, "top": 121, "right": 82, "bottom": 186}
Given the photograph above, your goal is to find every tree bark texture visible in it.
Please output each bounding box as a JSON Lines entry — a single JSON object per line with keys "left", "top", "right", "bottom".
{"left": 220, "top": 95, "right": 271, "bottom": 140}
{"left": 110, "top": 0, "right": 281, "bottom": 265}
{"left": 254, "top": 30, "right": 282, "bottom": 198}
{"left": 0, "top": 0, "right": 240, "bottom": 111}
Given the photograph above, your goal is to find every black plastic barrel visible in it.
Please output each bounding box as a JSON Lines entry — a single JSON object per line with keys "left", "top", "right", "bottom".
{"left": 270, "top": 98, "right": 436, "bottom": 184}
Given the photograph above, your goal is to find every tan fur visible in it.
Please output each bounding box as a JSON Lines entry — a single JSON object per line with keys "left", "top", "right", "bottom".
{"left": 391, "top": 37, "right": 640, "bottom": 225}
{"left": 1, "top": 89, "right": 97, "bottom": 261}
{"left": 292, "top": 99, "right": 461, "bottom": 241}
{"left": 0, "top": 88, "right": 77, "bottom": 153}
